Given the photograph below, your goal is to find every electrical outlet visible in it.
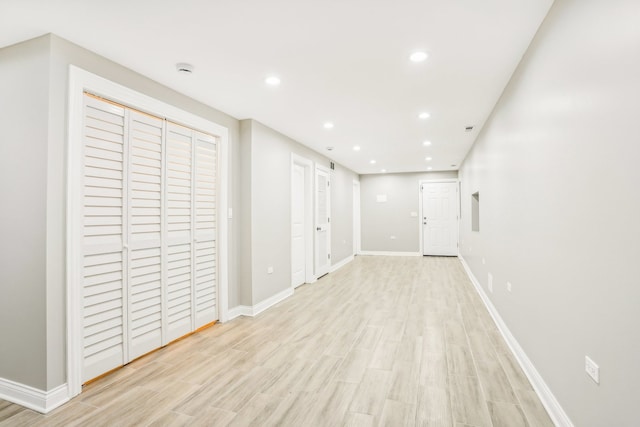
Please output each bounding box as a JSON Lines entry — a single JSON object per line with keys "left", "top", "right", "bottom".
{"left": 507, "top": 282, "right": 512, "bottom": 292}
{"left": 482, "top": 258, "right": 486, "bottom": 265}
{"left": 267, "top": 267, "right": 274, "bottom": 274}
{"left": 585, "top": 356, "right": 599, "bottom": 384}
{"left": 488, "top": 273, "right": 493, "bottom": 293}
{"left": 390, "top": 236, "right": 396, "bottom": 240}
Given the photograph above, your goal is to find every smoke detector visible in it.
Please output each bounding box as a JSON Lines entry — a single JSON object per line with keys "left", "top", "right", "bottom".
{"left": 176, "top": 63, "right": 194, "bottom": 74}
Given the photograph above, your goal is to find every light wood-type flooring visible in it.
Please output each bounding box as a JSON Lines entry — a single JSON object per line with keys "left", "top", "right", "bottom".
{"left": 0, "top": 256, "right": 554, "bottom": 426}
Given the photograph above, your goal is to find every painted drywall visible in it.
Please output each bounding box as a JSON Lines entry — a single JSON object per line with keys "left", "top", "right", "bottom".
{"left": 238, "top": 120, "right": 253, "bottom": 305}
{"left": 360, "top": 171, "right": 457, "bottom": 253}
{"left": 330, "top": 166, "right": 355, "bottom": 263}
{"left": 244, "top": 120, "right": 358, "bottom": 305}
{"left": 0, "top": 36, "right": 49, "bottom": 390}
{"left": 458, "top": 0, "right": 640, "bottom": 425}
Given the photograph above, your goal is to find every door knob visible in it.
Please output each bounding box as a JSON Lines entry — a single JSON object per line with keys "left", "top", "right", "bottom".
{"left": 317, "top": 227, "right": 321, "bottom": 231}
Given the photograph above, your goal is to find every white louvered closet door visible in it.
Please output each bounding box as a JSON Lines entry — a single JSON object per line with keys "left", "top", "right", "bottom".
{"left": 165, "top": 123, "right": 194, "bottom": 341}
{"left": 194, "top": 132, "right": 218, "bottom": 327}
{"left": 81, "top": 96, "right": 128, "bottom": 383}
{"left": 80, "top": 94, "right": 219, "bottom": 383}
{"left": 127, "top": 111, "right": 164, "bottom": 360}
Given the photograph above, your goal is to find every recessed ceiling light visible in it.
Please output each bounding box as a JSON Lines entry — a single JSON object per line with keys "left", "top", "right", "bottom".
{"left": 410, "top": 51, "right": 428, "bottom": 62}
{"left": 422, "top": 140, "right": 432, "bottom": 146}
{"left": 419, "top": 112, "right": 431, "bottom": 120}
{"left": 176, "top": 63, "right": 194, "bottom": 74}
{"left": 265, "top": 76, "right": 281, "bottom": 86}
{"left": 324, "top": 122, "right": 334, "bottom": 129}
{"left": 381, "top": 169, "right": 387, "bottom": 173}
{"left": 353, "top": 145, "right": 361, "bottom": 151}
{"left": 427, "top": 167, "right": 433, "bottom": 171}
{"left": 425, "top": 156, "right": 432, "bottom": 161}
{"left": 370, "top": 160, "right": 376, "bottom": 164}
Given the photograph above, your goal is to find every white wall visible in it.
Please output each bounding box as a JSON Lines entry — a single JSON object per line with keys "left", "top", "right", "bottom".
{"left": 360, "top": 171, "right": 457, "bottom": 253}
{"left": 459, "top": 0, "right": 640, "bottom": 425}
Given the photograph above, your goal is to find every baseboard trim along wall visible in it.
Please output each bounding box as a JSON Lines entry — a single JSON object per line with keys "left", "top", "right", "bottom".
{"left": 227, "top": 287, "right": 295, "bottom": 320}
{"left": 458, "top": 255, "right": 574, "bottom": 427}
{"left": 329, "top": 254, "right": 354, "bottom": 273}
{"left": 0, "top": 378, "right": 69, "bottom": 414}
{"left": 359, "top": 251, "right": 421, "bottom": 257}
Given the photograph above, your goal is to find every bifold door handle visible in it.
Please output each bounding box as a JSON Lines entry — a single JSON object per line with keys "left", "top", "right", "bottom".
{"left": 317, "top": 227, "right": 321, "bottom": 231}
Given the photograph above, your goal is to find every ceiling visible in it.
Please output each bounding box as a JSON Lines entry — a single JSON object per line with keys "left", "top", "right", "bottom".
{"left": 0, "top": 0, "right": 553, "bottom": 174}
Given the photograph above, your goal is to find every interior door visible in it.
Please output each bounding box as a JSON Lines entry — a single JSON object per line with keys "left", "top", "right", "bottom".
{"left": 315, "top": 165, "right": 331, "bottom": 277}
{"left": 81, "top": 95, "right": 128, "bottom": 383}
{"left": 291, "top": 163, "right": 306, "bottom": 287}
{"left": 127, "top": 110, "right": 164, "bottom": 360}
{"left": 422, "top": 182, "right": 459, "bottom": 256}
{"left": 193, "top": 132, "right": 218, "bottom": 328}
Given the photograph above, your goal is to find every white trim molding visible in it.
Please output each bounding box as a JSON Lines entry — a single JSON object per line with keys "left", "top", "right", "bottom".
{"left": 227, "top": 305, "right": 253, "bottom": 320}
{"left": 330, "top": 254, "right": 354, "bottom": 273}
{"left": 359, "top": 251, "right": 421, "bottom": 257}
{"left": 227, "top": 287, "right": 295, "bottom": 320}
{"left": 0, "top": 379, "right": 69, "bottom": 414}
{"left": 66, "top": 66, "right": 230, "bottom": 399}
{"left": 458, "top": 255, "right": 574, "bottom": 427}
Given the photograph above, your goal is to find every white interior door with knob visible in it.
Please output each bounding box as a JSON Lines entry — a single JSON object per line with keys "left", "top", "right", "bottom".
{"left": 315, "top": 165, "right": 331, "bottom": 278}
{"left": 422, "top": 181, "right": 459, "bottom": 256}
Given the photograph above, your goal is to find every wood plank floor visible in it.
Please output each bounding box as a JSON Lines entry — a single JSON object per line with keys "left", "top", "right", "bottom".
{"left": 0, "top": 256, "right": 555, "bottom": 426}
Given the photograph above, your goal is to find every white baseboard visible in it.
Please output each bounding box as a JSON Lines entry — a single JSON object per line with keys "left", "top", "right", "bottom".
{"left": 330, "top": 254, "right": 354, "bottom": 273}
{"left": 0, "top": 378, "right": 69, "bottom": 414}
{"left": 359, "top": 251, "right": 421, "bottom": 257}
{"left": 226, "top": 287, "right": 294, "bottom": 320}
{"left": 458, "top": 255, "right": 574, "bottom": 427}
{"left": 226, "top": 305, "right": 253, "bottom": 320}
{"left": 253, "top": 287, "right": 294, "bottom": 316}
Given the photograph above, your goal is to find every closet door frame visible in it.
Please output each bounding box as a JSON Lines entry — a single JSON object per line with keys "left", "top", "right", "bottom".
{"left": 66, "top": 66, "right": 229, "bottom": 399}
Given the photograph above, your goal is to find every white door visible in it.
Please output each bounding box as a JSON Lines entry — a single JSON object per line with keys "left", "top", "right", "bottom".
{"left": 422, "top": 182, "right": 459, "bottom": 256}
{"left": 291, "top": 163, "right": 306, "bottom": 287}
{"left": 127, "top": 110, "right": 164, "bottom": 361}
{"left": 165, "top": 123, "right": 194, "bottom": 342}
{"left": 315, "top": 165, "right": 331, "bottom": 277}
{"left": 192, "top": 132, "right": 218, "bottom": 328}
{"left": 81, "top": 95, "right": 128, "bottom": 382}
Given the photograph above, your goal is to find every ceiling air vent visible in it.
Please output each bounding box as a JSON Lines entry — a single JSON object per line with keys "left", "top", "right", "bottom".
{"left": 176, "top": 63, "right": 194, "bottom": 74}
{"left": 465, "top": 126, "right": 474, "bottom": 132}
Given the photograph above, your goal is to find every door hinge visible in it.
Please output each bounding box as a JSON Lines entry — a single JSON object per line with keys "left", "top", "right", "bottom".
{"left": 328, "top": 217, "right": 330, "bottom": 223}
{"left": 328, "top": 253, "right": 331, "bottom": 259}
{"left": 327, "top": 181, "right": 330, "bottom": 187}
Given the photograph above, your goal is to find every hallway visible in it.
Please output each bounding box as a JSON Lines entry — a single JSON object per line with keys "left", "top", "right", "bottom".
{"left": 0, "top": 256, "right": 553, "bottom": 426}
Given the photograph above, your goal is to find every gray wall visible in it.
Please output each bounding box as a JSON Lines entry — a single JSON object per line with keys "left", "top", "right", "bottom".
{"left": 458, "top": 0, "right": 640, "bottom": 425}
{"left": 244, "top": 120, "right": 358, "bottom": 304}
{"left": 0, "top": 36, "right": 50, "bottom": 390}
{"left": 360, "top": 171, "right": 457, "bottom": 253}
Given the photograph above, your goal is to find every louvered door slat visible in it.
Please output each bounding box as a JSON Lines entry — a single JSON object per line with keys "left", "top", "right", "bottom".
{"left": 127, "top": 111, "right": 163, "bottom": 360}
{"left": 81, "top": 95, "right": 127, "bottom": 383}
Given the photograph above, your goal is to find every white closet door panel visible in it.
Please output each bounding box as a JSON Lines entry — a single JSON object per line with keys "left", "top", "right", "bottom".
{"left": 127, "top": 111, "right": 163, "bottom": 360}
{"left": 193, "top": 134, "right": 217, "bottom": 327}
{"left": 165, "top": 123, "right": 194, "bottom": 340}
{"left": 82, "top": 95, "right": 126, "bottom": 383}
